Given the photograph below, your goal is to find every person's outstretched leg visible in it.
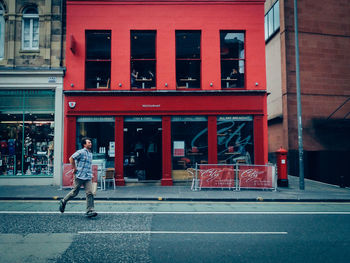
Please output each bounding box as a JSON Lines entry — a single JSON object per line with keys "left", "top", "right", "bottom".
{"left": 59, "top": 177, "right": 82, "bottom": 213}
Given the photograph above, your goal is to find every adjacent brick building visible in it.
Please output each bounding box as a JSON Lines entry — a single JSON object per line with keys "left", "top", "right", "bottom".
{"left": 265, "top": 0, "right": 350, "bottom": 185}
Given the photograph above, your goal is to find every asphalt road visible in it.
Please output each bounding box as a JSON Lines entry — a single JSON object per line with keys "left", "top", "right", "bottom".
{"left": 1, "top": 201, "right": 350, "bottom": 263}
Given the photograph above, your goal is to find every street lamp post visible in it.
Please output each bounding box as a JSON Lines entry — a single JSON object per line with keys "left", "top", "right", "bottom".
{"left": 294, "top": 0, "right": 305, "bottom": 190}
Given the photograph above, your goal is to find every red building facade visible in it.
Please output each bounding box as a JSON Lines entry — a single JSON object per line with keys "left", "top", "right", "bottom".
{"left": 64, "top": 0, "right": 267, "bottom": 186}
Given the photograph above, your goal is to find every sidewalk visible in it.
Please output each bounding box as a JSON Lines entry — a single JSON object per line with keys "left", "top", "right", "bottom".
{"left": 0, "top": 176, "right": 350, "bottom": 202}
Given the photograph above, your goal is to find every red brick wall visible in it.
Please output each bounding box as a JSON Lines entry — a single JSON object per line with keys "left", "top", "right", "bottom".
{"left": 280, "top": 0, "right": 350, "bottom": 151}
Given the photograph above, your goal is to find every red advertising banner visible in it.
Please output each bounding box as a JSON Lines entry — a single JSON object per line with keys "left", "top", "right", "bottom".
{"left": 198, "top": 165, "right": 235, "bottom": 188}
{"left": 62, "top": 164, "right": 98, "bottom": 188}
{"left": 238, "top": 165, "right": 275, "bottom": 189}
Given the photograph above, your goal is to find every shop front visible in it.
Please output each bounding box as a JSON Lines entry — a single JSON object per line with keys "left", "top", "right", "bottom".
{"left": 64, "top": 91, "right": 267, "bottom": 186}
{"left": 0, "top": 69, "right": 64, "bottom": 185}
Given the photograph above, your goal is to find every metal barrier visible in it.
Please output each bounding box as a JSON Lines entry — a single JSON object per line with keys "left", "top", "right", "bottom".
{"left": 190, "top": 163, "right": 277, "bottom": 191}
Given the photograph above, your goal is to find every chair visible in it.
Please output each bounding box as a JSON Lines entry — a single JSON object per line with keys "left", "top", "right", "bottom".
{"left": 102, "top": 168, "right": 116, "bottom": 190}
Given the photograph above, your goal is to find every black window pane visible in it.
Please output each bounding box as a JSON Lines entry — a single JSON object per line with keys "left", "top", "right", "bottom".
{"left": 86, "top": 30, "right": 111, "bottom": 60}
{"left": 176, "top": 60, "right": 200, "bottom": 89}
{"left": 85, "top": 61, "right": 111, "bottom": 89}
{"left": 221, "top": 60, "right": 245, "bottom": 88}
{"left": 220, "top": 32, "right": 244, "bottom": 59}
{"left": 176, "top": 31, "right": 201, "bottom": 59}
{"left": 131, "top": 61, "right": 156, "bottom": 89}
{"left": 131, "top": 31, "right": 156, "bottom": 59}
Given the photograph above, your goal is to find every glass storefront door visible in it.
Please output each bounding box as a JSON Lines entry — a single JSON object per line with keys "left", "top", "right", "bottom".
{"left": 171, "top": 116, "right": 208, "bottom": 181}
{"left": 124, "top": 117, "right": 162, "bottom": 181}
{"left": 0, "top": 90, "right": 55, "bottom": 177}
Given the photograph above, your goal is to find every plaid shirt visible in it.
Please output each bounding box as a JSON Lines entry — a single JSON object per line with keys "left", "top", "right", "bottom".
{"left": 71, "top": 148, "right": 93, "bottom": 180}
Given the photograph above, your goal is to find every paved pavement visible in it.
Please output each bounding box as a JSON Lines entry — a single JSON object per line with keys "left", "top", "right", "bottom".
{"left": 0, "top": 175, "right": 349, "bottom": 201}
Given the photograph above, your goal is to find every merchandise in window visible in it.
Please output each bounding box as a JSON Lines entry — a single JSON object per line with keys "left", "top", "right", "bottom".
{"left": 217, "top": 116, "right": 254, "bottom": 164}
{"left": 0, "top": 90, "right": 55, "bottom": 177}
{"left": 22, "top": 7, "right": 39, "bottom": 50}
{"left": 176, "top": 31, "right": 201, "bottom": 89}
{"left": 220, "top": 31, "right": 245, "bottom": 88}
{"left": 171, "top": 116, "right": 208, "bottom": 181}
{"left": 85, "top": 30, "right": 111, "bottom": 89}
{"left": 130, "top": 31, "right": 156, "bottom": 89}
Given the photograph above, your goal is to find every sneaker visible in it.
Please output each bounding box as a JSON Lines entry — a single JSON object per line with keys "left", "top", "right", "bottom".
{"left": 59, "top": 200, "right": 66, "bottom": 213}
{"left": 85, "top": 210, "right": 98, "bottom": 218}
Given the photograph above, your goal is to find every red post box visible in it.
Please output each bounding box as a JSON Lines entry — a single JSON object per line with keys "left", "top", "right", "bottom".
{"left": 276, "top": 147, "right": 288, "bottom": 187}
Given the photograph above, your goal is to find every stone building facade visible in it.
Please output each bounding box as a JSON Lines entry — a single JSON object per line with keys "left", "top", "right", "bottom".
{"left": 0, "top": 0, "right": 65, "bottom": 185}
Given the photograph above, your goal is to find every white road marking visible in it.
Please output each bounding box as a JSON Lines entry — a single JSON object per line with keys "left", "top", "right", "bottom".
{"left": 1, "top": 211, "right": 350, "bottom": 215}
{"left": 78, "top": 231, "right": 288, "bottom": 235}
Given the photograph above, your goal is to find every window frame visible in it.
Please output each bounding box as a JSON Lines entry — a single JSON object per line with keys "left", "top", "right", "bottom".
{"left": 85, "top": 30, "right": 111, "bottom": 90}
{"left": 22, "top": 7, "right": 39, "bottom": 51}
{"left": 220, "top": 31, "right": 245, "bottom": 89}
{"left": 264, "top": 0, "right": 280, "bottom": 42}
{"left": 175, "top": 30, "right": 202, "bottom": 90}
{"left": 130, "top": 30, "right": 157, "bottom": 90}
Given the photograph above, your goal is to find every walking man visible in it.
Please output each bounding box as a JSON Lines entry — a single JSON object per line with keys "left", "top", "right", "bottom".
{"left": 59, "top": 137, "right": 97, "bottom": 217}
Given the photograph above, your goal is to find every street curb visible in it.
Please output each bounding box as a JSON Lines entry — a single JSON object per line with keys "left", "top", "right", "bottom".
{"left": 1, "top": 197, "right": 350, "bottom": 202}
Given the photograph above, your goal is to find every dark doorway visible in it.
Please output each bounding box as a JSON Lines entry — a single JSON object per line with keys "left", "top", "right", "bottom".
{"left": 124, "top": 120, "right": 162, "bottom": 181}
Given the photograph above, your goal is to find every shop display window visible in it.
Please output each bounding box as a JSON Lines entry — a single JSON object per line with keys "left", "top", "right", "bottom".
{"left": 0, "top": 90, "right": 55, "bottom": 177}
{"left": 76, "top": 117, "right": 115, "bottom": 169}
{"left": 220, "top": 31, "right": 245, "bottom": 88}
{"left": 130, "top": 31, "right": 156, "bottom": 89}
{"left": 217, "top": 116, "right": 254, "bottom": 164}
{"left": 85, "top": 30, "right": 111, "bottom": 89}
{"left": 171, "top": 116, "right": 208, "bottom": 181}
{"left": 176, "top": 31, "right": 201, "bottom": 89}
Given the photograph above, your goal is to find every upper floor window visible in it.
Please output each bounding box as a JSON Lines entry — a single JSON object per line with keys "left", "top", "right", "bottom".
{"left": 0, "top": 4, "right": 4, "bottom": 59}
{"left": 176, "top": 31, "right": 201, "bottom": 89}
{"left": 265, "top": 0, "right": 280, "bottom": 41}
{"left": 85, "top": 30, "right": 111, "bottom": 89}
{"left": 220, "top": 31, "right": 245, "bottom": 89}
{"left": 131, "top": 31, "right": 156, "bottom": 89}
{"left": 22, "top": 7, "right": 39, "bottom": 50}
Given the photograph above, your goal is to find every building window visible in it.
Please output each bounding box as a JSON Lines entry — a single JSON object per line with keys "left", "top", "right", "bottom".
{"left": 76, "top": 117, "right": 115, "bottom": 174}
{"left": 85, "top": 30, "right": 111, "bottom": 89}
{"left": 217, "top": 116, "right": 254, "bottom": 165}
{"left": 22, "top": 7, "right": 39, "bottom": 50}
{"left": 220, "top": 31, "right": 245, "bottom": 89}
{"left": 176, "top": 31, "right": 201, "bottom": 89}
{"left": 130, "top": 31, "right": 156, "bottom": 89}
{"left": 171, "top": 116, "right": 208, "bottom": 181}
{"left": 265, "top": 0, "right": 280, "bottom": 41}
{"left": 0, "top": 90, "right": 55, "bottom": 177}
{"left": 0, "top": 4, "right": 4, "bottom": 59}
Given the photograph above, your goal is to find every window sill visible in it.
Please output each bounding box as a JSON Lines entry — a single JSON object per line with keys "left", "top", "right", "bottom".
{"left": 131, "top": 87, "right": 156, "bottom": 90}
{"left": 20, "top": 49, "right": 40, "bottom": 54}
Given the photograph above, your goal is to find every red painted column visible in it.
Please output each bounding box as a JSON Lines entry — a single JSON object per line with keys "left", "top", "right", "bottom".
{"left": 161, "top": 116, "right": 173, "bottom": 186}
{"left": 253, "top": 115, "right": 267, "bottom": 165}
{"left": 208, "top": 116, "right": 218, "bottom": 164}
{"left": 64, "top": 116, "right": 76, "bottom": 163}
{"left": 115, "top": 116, "right": 125, "bottom": 186}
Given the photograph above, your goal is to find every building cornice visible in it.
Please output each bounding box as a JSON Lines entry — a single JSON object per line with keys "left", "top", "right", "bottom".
{"left": 67, "top": 0, "right": 265, "bottom": 5}
{"left": 64, "top": 90, "right": 267, "bottom": 96}
{"left": 0, "top": 68, "right": 65, "bottom": 76}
